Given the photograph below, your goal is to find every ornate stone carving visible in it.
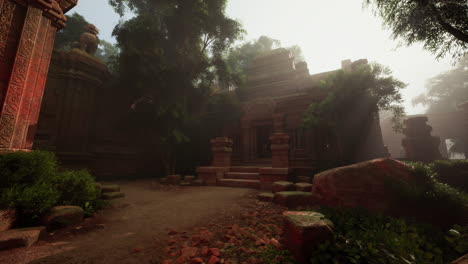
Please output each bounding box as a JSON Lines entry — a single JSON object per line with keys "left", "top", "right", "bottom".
{"left": 0, "top": 0, "right": 16, "bottom": 59}
{"left": 80, "top": 24, "right": 99, "bottom": 55}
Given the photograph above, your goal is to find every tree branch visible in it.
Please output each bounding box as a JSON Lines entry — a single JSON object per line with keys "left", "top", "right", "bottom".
{"left": 430, "top": 4, "right": 468, "bottom": 43}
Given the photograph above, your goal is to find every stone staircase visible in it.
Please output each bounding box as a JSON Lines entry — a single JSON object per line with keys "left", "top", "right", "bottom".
{"left": 218, "top": 166, "right": 263, "bottom": 189}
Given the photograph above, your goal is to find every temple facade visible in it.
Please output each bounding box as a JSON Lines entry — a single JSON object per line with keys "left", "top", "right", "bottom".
{"left": 198, "top": 49, "right": 390, "bottom": 189}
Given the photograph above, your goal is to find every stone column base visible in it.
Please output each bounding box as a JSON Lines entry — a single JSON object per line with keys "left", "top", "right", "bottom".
{"left": 196, "top": 167, "right": 229, "bottom": 186}
{"left": 259, "top": 167, "right": 291, "bottom": 190}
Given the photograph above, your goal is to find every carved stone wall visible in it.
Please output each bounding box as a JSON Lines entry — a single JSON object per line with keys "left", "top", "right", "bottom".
{"left": 0, "top": 0, "right": 77, "bottom": 153}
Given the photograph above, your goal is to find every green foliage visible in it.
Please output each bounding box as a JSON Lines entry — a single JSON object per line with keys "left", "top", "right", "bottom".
{"left": 364, "top": 0, "right": 468, "bottom": 60}
{"left": 388, "top": 162, "right": 468, "bottom": 226}
{"left": 303, "top": 63, "right": 406, "bottom": 162}
{"left": 445, "top": 225, "right": 468, "bottom": 255}
{"left": 431, "top": 160, "right": 468, "bottom": 193}
{"left": 413, "top": 55, "right": 468, "bottom": 114}
{"left": 257, "top": 245, "right": 295, "bottom": 264}
{"left": 0, "top": 151, "right": 100, "bottom": 226}
{"left": 109, "top": 0, "right": 244, "bottom": 174}
{"left": 311, "top": 207, "right": 463, "bottom": 264}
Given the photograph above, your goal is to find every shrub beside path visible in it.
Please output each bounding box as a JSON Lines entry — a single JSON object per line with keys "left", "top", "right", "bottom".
{"left": 0, "top": 180, "right": 264, "bottom": 264}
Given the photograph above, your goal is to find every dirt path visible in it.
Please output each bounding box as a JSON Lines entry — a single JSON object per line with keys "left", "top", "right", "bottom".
{"left": 0, "top": 180, "right": 257, "bottom": 264}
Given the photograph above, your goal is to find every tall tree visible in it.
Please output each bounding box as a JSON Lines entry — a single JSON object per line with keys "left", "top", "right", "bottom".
{"left": 109, "top": 0, "right": 243, "bottom": 174}
{"left": 364, "top": 0, "right": 468, "bottom": 59}
{"left": 413, "top": 54, "right": 468, "bottom": 113}
{"left": 303, "top": 63, "right": 406, "bottom": 163}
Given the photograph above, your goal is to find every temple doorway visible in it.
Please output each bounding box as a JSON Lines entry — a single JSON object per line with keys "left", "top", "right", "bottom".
{"left": 256, "top": 125, "right": 272, "bottom": 159}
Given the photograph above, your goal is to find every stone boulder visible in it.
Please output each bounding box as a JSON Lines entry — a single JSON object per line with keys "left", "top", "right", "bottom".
{"left": 274, "top": 192, "right": 320, "bottom": 209}
{"left": 283, "top": 211, "right": 334, "bottom": 264}
{"left": 452, "top": 254, "right": 468, "bottom": 264}
{"left": 272, "top": 181, "right": 294, "bottom": 193}
{"left": 41, "top": 206, "right": 84, "bottom": 230}
{"left": 0, "top": 226, "right": 46, "bottom": 250}
{"left": 0, "top": 209, "right": 16, "bottom": 232}
{"left": 312, "top": 158, "right": 414, "bottom": 213}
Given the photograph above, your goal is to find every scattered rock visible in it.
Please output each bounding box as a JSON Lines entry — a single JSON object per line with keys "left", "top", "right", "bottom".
{"left": 0, "top": 209, "right": 16, "bottom": 232}
{"left": 273, "top": 191, "right": 319, "bottom": 209}
{"left": 294, "top": 182, "right": 313, "bottom": 192}
{"left": 191, "top": 257, "right": 204, "bottom": 264}
{"left": 0, "top": 226, "right": 46, "bottom": 250}
{"left": 208, "top": 255, "right": 220, "bottom": 264}
{"left": 101, "top": 184, "right": 120, "bottom": 193}
{"left": 101, "top": 192, "right": 125, "bottom": 200}
{"left": 257, "top": 193, "right": 274, "bottom": 202}
{"left": 283, "top": 211, "right": 334, "bottom": 264}
{"left": 312, "top": 158, "right": 415, "bottom": 213}
{"left": 41, "top": 206, "right": 84, "bottom": 230}
{"left": 272, "top": 181, "right": 295, "bottom": 193}
{"left": 209, "top": 247, "right": 221, "bottom": 257}
{"left": 181, "top": 246, "right": 198, "bottom": 258}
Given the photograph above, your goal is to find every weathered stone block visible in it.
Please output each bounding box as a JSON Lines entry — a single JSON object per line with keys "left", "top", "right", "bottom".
{"left": 313, "top": 158, "right": 414, "bottom": 213}
{"left": 259, "top": 168, "right": 291, "bottom": 190}
{"left": 0, "top": 209, "right": 16, "bottom": 232}
{"left": 295, "top": 182, "right": 313, "bottom": 192}
{"left": 272, "top": 181, "right": 294, "bottom": 193}
{"left": 196, "top": 167, "right": 229, "bottom": 186}
{"left": 283, "top": 211, "right": 334, "bottom": 264}
{"left": 101, "top": 184, "right": 120, "bottom": 193}
{"left": 41, "top": 206, "right": 84, "bottom": 231}
{"left": 274, "top": 191, "right": 320, "bottom": 209}
{"left": 0, "top": 226, "right": 46, "bottom": 251}
{"left": 101, "top": 192, "right": 125, "bottom": 200}
{"left": 257, "top": 193, "right": 274, "bottom": 202}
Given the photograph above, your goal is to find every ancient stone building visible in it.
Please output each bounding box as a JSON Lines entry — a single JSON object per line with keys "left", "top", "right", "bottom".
{"left": 402, "top": 116, "right": 442, "bottom": 161}
{"left": 0, "top": 0, "right": 77, "bottom": 153}
{"left": 198, "top": 49, "right": 390, "bottom": 189}
{"left": 34, "top": 25, "right": 155, "bottom": 178}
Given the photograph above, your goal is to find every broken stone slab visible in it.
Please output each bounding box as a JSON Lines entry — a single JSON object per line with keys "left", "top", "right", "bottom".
{"left": 0, "top": 209, "right": 16, "bottom": 232}
{"left": 274, "top": 191, "right": 320, "bottom": 209}
{"left": 295, "top": 182, "right": 313, "bottom": 192}
{"left": 272, "top": 181, "right": 295, "bottom": 193}
{"left": 101, "top": 184, "right": 120, "bottom": 193}
{"left": 296, "top": 176, "right": 313, "bottom": 183}
{"left": 257, "top": 193, "right": 274, "bottom": 202}
{"left": 283, "top": 211, "right": 334, "bottom": 264}
{"left": 167, "top": 175, "right": 182, "bottom": 185}
{"left": 0, "top": 226, "right": 46, "bottom": 250}
{"left": 41, "top": 206, "right": 84, "bottom": 231}
{"left": 184, "top": 175, "right": 196, "bottom": 183}
{"left": 101, "top": 192, "right": 125, "bottom": 200}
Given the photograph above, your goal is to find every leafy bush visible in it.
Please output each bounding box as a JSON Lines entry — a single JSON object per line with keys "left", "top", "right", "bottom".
{"left": 310, "top": 207, "right": 464, "bottom": 264}
{"left": 431, "top": 160, "right": 468, "bottom": 193}
{"left": 0, "top": 151, "right": 100, "bottom": 226}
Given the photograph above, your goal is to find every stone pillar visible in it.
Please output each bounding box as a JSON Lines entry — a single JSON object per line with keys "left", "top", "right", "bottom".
{"left": 211, "top": 137, "right": 233, "bottom": 167}
{"left": 402, "top": 116, "right": 442, "bottom": 161}
{"left": 273, "top": 113, "right": 285, "bottom": 133}
{"left": 259, "top": 133, "right": 291, "bottom": 190}
{"left": 270, "top": 133, "right": 290, "bottom": 168}
{"left": 241, "top": 119, "right": 251, "bottom": 163}
{"left": 0, "top": 0, "right": 77, "bottom": 153}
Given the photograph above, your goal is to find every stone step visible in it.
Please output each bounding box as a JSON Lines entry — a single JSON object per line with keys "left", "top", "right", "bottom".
{"left": 0, "top": 226, "right": 46, "bottom": 251}
{"left": 101, "top": 192, "right": 125, "bottom": 200}
{"left": 225, "top": 172, "right": 260, "bottom": 180}
{"left": 218, "top": 179, "right": 260, "bottom": 189}
{"left": 229, "top": 166, "right": 262, "bottom": 173}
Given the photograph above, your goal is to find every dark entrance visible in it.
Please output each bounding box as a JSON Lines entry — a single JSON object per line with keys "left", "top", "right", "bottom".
{"left": 256, "top": 125, "right": 272, "bottom": 159}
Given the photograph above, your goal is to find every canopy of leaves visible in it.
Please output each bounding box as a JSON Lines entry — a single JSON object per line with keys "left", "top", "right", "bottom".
{"left": 364, "top": 0, "right": 468, "bottom": 60}
{"left": 413, "top": 54, "right": 468, "bottom": 113}
{"left": 226, "top": 36, "right": 304, "bottom": 89}
{"left": 109, "top": 0, "right": 243, "bottom": 173}
{"left": 303, "top": 63, "right": 406, "bottom": 131}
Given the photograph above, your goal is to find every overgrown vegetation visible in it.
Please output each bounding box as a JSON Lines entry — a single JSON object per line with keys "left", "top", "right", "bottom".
{"left": 431, "top": 160, "right": 468, "bottom": 193}
{"left": 311, "top": 207, "right": 467, "bottom": 264}
{"left": 0, "top": 151, "right": 100, "bottom": 226}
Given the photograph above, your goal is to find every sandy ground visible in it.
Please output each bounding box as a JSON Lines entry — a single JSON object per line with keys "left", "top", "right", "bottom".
{"left": 0, "top": 180, "right": 257, "bottom": 264}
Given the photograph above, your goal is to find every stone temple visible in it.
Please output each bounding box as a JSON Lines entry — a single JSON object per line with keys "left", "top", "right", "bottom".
{"left": 197, "top": 49, "right": 390, "bottom": 189}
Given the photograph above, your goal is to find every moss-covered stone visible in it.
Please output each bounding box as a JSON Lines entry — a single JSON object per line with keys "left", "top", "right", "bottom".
{"left": 257, "top": 193, "right": 274, "bottom": 202}
{"left": 0, "top": 226, "right": 46, "bottom": 250}
{"left": 41, "top": 206, "right": 84, "bottom": 230}
{"left": 101, "top": 192, "right": 125, "bottom": 200}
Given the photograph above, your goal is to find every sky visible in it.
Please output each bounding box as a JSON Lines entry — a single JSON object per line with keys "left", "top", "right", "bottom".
{"left": 71, "top": 0, "right": 455, "bottom": 114}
